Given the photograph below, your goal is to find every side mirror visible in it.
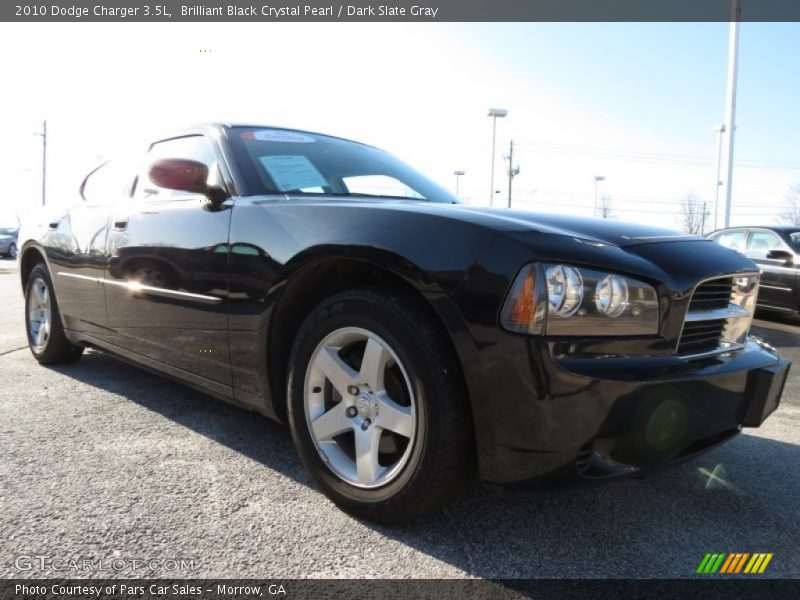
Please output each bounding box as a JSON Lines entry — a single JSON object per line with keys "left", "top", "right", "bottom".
{"left": 766, "top": 249, "right": 794, "bottom": 265}
{"left": 148, "top": 158, "right": 227, "bottom": 203}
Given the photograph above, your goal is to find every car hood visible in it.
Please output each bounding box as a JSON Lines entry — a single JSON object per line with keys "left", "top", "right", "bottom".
{"left": 438, "top": 205, "right": 754, "bottom": 288}
{"left": 283, "top": 197, "right": 702, "bottom": 247}
{"left": 320, "top": 200, "right": 701, "bottom": 248}
{"left": 440, "top": 205, "right": 702, "bottom": 247}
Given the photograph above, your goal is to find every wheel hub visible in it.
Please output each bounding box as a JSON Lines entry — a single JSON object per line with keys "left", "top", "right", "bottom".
{"left": 355, "top": 393, "right": 378, "bottom": 419}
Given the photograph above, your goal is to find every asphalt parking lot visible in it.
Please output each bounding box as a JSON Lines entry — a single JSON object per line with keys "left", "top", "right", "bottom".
{"left": 1, "top": 258, "right": 799, "bottom": 579}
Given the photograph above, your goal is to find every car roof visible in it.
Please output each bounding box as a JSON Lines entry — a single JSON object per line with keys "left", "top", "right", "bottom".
{"left": 152, "top": 123, "right": 379, "bottom": 151}
{"left": 710, "top": 225, "right": 800, "bottom": 234}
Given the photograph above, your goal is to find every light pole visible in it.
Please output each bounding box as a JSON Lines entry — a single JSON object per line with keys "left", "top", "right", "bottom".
{"left": 487, "top": 108, "right": 507, "bottom": 206}
{"left": 34, "top": 120, "right": 47, "bottom": 206}
{"left": 593, "top": 175, "right": 605, "bottom": 217}
{"left": 453, "top": 170, "right": 465, "bottom": 198}
{"left": 723, "top": 0, "right": 741, "bottom": 228}
{"left": 712, "top": 124, "right": 726, "bottom": 231}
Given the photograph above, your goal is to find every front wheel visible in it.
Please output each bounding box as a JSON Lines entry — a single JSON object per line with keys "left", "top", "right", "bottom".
{"left": 287, "top": 287, "right": 475, "bottom": 523}
{"left": 8, "top": 243, "right": 17, "bottom": 259}
{"left": 25, "top": 263, "right": 83, "bottom": 364}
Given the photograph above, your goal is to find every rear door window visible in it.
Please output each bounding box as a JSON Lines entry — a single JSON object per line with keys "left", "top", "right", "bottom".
{"left": 712, "top": 229, "right": 746, "bottom": 252}
{"left": 81, "top": 161, "right": 131, "bottom": 206}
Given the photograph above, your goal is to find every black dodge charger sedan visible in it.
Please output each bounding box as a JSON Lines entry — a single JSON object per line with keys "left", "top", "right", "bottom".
{"left": 20, "top": 124, "right": 789, "bottom": 522}
{"left": 709, "top": 225, "right": 800, "bottom": 317}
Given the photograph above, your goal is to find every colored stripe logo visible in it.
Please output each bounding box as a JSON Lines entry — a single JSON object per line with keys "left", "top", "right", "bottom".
{"left": 696, "top": 553, "right": 773, "bottom": 574}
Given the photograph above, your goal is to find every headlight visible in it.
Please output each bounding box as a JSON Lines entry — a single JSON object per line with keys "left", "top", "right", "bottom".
{"left": 500, "top": 263, "right": 660, "bottom": 336}
{"left": 546, "top": 265, "right": 583, "bottom": 316}
{"left": 595, "top": 274, "right": 629, "bottom": 317}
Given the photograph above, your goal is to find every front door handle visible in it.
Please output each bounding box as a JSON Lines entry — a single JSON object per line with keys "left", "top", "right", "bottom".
{"left": 113, "top": 218, "right": 129, "bottom": 231}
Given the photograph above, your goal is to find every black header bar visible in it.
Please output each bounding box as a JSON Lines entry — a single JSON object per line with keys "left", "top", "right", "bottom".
{"left": 4, "top": 0, "right": 800, "bottom": 22}
{"left": 4, "top": 579, "right": 800, "bottom": 600}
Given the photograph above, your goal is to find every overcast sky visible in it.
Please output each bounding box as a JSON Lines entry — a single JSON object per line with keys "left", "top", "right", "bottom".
{"left": 1, "top": 22, "right": 799, "bottom": 230}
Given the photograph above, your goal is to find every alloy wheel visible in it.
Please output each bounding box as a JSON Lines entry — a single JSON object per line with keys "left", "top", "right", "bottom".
{"left": 27, "top": 277, "right": 51, "bottom": 351}
{"left": 304, "top": 327, "right": 417, "bottom": 489}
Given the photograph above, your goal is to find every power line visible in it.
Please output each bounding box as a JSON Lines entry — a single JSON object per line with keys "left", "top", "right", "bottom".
{"left": 512, "top": 139, "right": 800, "bottom": 170}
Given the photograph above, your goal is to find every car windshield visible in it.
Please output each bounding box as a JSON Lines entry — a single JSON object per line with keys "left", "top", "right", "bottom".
{"left": 787, "top": 231, "right": 800, "bottom": 252}
{"left": 229, "top": 127, "right": 458, "bottom": 203}
{"left": 0, "top": 227, "right": 18, "bottom": 236}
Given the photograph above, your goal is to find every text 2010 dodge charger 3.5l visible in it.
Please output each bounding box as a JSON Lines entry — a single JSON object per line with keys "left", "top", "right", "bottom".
{"left": 20, "top": 124, "right": 789, "bottom": 522}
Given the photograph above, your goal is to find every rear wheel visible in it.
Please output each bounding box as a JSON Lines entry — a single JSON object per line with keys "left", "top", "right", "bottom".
{"left": 24, "top": 263, "right": 83, "bottom": 364}
{"left": 287, "top": 287, "right": 475, "bottom": 523}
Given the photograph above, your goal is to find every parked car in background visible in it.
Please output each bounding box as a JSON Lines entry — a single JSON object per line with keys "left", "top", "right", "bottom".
{"left": 17, "top": 124, "right": 790, "bottom": 523}
{"left": 708, "top": 226, "right": 800, "bottom": 316}
{"left": 0, "top": 226, "right": 19, "bottom": 258}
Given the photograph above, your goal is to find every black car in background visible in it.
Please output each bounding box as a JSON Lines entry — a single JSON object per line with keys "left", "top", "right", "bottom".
{"left": 709, "top": 226, "right": 800, "bottom": 316}
{"left": 0, "top": 226, "right": 18, "bottom": 259}
{"left": 18, "top": 124, "right": 790, "bottom": 523}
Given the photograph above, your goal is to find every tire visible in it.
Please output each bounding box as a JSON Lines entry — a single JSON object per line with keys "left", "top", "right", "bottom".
{"left": 287, "top": 287, "right": 475, "bottom": 523}
{"left": 24, "top": 263, "right": 84, "bottom": 364}
{"left": 8, "top": 243, "right": 17, "bottom": 259}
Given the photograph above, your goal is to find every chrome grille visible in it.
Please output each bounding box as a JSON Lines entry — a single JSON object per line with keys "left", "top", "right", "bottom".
{"left": 688, "top": 278, "right": 734, "bottom": 311}
{"left": 677, "top": 319, "right": 727, "bottom": 355}
{"left": 677, "top": 274, "right": 757, "bottom": 358}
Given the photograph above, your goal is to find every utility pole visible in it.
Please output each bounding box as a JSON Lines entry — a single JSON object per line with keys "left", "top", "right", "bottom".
{"left": 505, "top": 140, "right": 520, "bottom": 209}
{"left": 701, "top": 201, "right": 707, "bottom": 235}
{"left": 723, "top": 0, "right": 741, "bottom": 228}
{"left": 35, "top": 120, "right": 47, "bottom": 206}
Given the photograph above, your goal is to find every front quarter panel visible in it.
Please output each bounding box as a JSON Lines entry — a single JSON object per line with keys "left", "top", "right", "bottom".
{"left": 226, "top": 197, "right": 498, "bottom": 403}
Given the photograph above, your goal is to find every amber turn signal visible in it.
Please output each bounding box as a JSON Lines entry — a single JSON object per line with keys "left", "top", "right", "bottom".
{"left": 500, "top": 264, "right": 543, "bottom": 334}
{"left": 509, "top": 268, "right": 536, "bottom": 326}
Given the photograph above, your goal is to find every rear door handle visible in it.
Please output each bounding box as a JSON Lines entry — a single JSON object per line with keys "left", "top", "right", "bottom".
{"left": 113, "top": 218, "right": 129, "bottom": 231}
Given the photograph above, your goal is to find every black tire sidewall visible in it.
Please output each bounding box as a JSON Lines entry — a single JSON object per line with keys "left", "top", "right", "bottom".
{"left": 288, "top": 293, "right": 448, "bottom": 511}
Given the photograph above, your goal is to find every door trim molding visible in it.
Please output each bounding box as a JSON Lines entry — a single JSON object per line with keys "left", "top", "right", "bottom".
{"left": 57, "top": 271, "right": 223, "bottom": 304}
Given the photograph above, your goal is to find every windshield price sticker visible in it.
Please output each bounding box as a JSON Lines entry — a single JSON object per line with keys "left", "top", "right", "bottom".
{"left": 258, "top": 154, "right": 327, "bottom": 192}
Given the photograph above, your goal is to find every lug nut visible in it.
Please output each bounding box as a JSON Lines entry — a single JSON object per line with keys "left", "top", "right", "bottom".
{"left": 346, "top": 406, "right": 358, "bottom": 418}
{"left": 347, "top": 385, "right": 360, "bottom": 396}
{"left": 361, "top": 418, "right": 371, "bottom": 431}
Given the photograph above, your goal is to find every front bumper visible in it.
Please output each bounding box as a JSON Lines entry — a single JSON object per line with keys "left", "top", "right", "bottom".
{"left": 479, "top": 337, "right": 789, "bottom": 484}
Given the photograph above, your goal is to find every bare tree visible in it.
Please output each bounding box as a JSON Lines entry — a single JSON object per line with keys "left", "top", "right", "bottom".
{"left": 679, "top": 193, "right": 710, "bottom": 234}
{"left": 780, "top": 183, "right": 800, "bottom": 226}
{"left": 599, "top": 194, "right": 614, "bottom": 219}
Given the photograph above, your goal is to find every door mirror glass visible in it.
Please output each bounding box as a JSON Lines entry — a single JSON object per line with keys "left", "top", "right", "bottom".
{"left": 148, "top": 158, "right": 226, "bottom": 202}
